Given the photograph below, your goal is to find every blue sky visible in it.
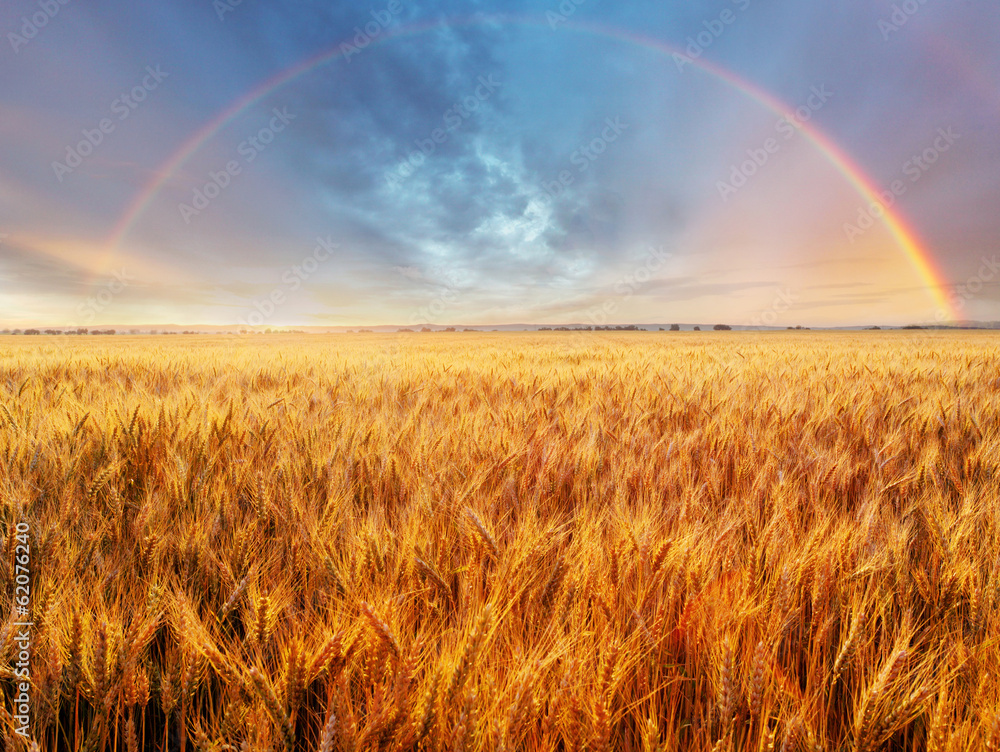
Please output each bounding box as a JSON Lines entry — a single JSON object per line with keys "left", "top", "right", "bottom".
{"left": 1, "top": 0, "right": 998, "bottom": 327}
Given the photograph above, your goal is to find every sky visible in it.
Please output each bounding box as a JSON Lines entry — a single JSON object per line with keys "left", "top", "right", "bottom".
{"left": 1, "top": 0, "right": 998, "bottom": 329}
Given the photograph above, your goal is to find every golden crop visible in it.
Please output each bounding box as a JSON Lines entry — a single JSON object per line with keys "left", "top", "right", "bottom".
{"left": 1, "top": 332, "right": 999, "bottom": 751}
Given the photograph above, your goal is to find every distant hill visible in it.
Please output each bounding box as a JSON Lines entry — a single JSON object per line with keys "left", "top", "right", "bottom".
{"left": 4, "top": 321, "right": 1000, "bottom": 334}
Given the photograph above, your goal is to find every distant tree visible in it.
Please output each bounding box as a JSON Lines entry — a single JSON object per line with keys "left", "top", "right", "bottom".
{"left": 12, "top": 329, "right": 22, "bottom": 335}
{"left": 420, "top": 327, "right": 432, "bottom": 332}
{"left": 670, "top": 324, "right": 680, "bottom": 331}
{"left": 76, "top": 328, "right": 88, "bottom": 335}
{"left": 129, "top": 329, "right": 140, "bottom": 334}
{"left": 44, "top": 329, "right": 61, "bottom": 335}
{"left": 24, "top": 328, "right": 40, "bottom": 335}
{"left": 444, "top": 327, "right": 456, "bottom": 332}
{"left": 463, "top": 328, "right": 477, "bottom": 332}
{"left": 714, "top": 324, "right": 732, "bottom": 331}
{"left": 398, "top": 328, "right": 414, "bottom": 332}
{"left": 693, "top": 326, "right": 701, "bottom": 331}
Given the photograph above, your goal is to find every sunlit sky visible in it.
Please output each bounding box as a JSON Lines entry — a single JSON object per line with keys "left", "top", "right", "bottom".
{"left": 1, "top": 0, "right": 998, "bottom": 328}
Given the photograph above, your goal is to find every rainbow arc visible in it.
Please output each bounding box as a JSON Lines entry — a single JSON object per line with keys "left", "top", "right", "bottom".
{"left": 97, "top": 15, "right": 959, "bottom": 320}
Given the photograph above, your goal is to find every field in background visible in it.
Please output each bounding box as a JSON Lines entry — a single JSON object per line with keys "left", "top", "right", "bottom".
{"left": 1, "top": 332, "right": 999, "bottom": 751}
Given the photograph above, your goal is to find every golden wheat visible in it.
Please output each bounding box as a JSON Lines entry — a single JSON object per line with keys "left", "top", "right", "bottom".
{"left": 0, "top": 331, "right": 998, "bottom": 750}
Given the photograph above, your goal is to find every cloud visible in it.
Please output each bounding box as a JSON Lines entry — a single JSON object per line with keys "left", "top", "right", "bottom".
{"left": 1, "top": 0, "right": 999, "bottom": 325}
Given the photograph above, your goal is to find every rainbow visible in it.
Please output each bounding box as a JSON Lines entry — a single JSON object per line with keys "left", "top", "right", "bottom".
{"left": 99, "top": 14, "right": 959, "bottom": 320}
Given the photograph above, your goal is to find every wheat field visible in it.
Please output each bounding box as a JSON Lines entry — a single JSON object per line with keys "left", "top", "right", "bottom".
{"left": 1, "top": 332, "right": 999, "bottom": 751}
